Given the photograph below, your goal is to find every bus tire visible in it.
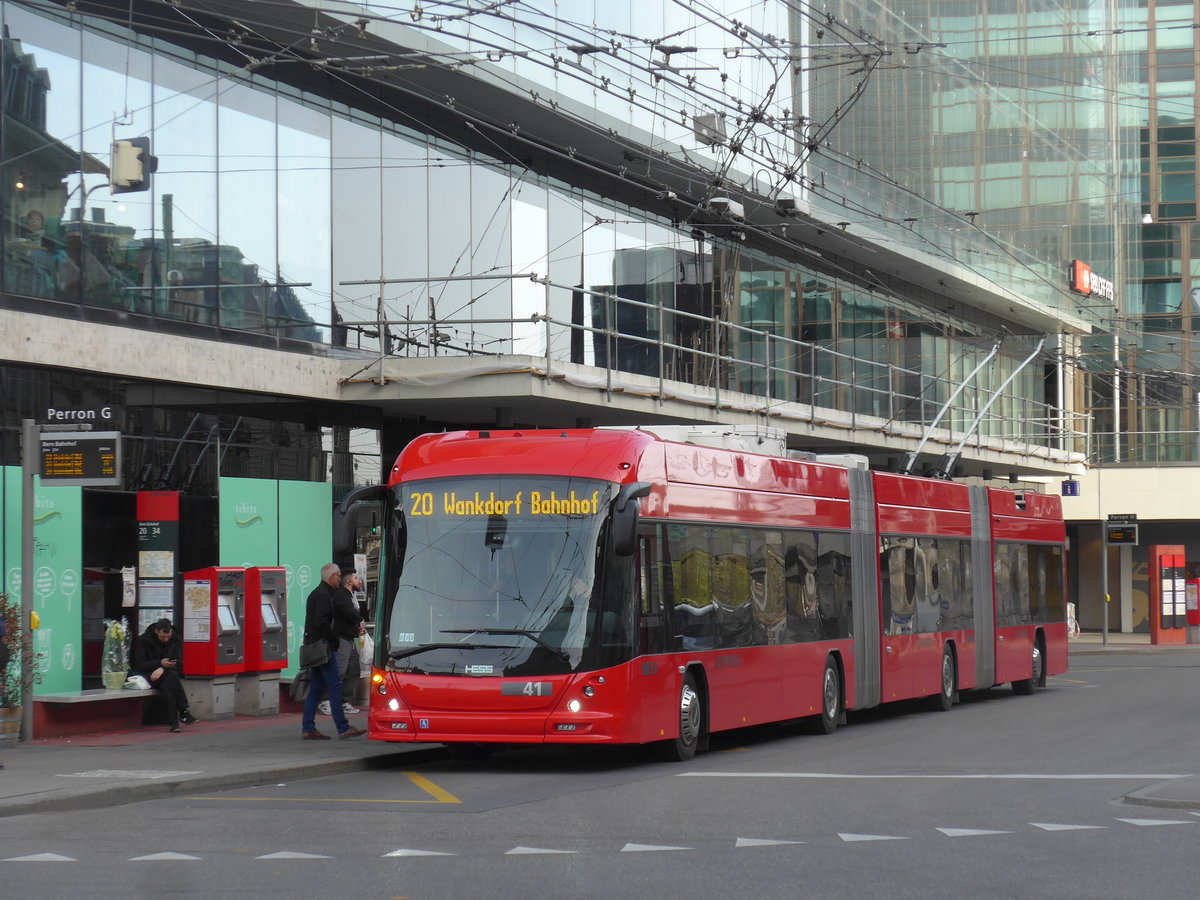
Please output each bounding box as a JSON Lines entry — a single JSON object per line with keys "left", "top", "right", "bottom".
{"left": 661, "top": 671, "right": 704, "bottom": 762}
{"left": 932, "top": 645, "right": 956, "bottom": 712}
{"left": 1012, "top": 639, "right": 1043, "bottom": 696}
{"left": 814, "top": 657, "right": 841, "bottom": 735}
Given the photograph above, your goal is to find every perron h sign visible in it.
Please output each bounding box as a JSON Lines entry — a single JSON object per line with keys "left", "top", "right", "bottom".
{"left": 40, "top": 431, "right": 122, "bottom": 487}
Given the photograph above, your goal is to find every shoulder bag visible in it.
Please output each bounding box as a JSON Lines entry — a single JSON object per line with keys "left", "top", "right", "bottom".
{"left": 299, "top": 637, "right": 329, "bottom": 669}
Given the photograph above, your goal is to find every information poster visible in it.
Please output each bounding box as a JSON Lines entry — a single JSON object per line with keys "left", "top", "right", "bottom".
{"left": 183, "top": 579, "right": 212, "bottom": 642}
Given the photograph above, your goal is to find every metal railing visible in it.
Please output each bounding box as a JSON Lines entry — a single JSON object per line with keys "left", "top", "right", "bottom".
{"left": 341, "top": 276, "right": 1087, "bottom": 461}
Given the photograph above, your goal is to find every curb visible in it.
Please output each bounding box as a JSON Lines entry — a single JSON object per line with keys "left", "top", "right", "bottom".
{"left": 1122, "top": 782, "right": 1200, "bottom": 812}
{"left": 0, "top": 746, "right": 447, "bottom": 819}
{"left": 1069, "top": 645, "right": 1200, "bottom": 655}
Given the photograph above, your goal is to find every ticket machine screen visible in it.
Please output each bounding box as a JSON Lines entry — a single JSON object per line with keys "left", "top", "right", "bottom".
{"left": 217, "top": 601, "right": 239, "bottom": 633}
{"left": 261, "top": 600, "right": 281, "bottom": 630}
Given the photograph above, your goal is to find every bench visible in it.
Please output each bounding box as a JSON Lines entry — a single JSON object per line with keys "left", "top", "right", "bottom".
{"left": 34, "top": 688, "right": 165, "bottom": 738}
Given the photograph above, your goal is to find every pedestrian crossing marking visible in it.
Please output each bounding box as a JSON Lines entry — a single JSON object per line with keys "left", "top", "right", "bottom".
{"left": 621, "top": 842, "right": 692, "bottom": 852}
{"left": 130, "top": 852, "right": 202, "bottom": 861}
{"left": 3, "top": 853, "right": 77, "bottom": 862}
{"left": 1116, "top": 818, "right": 1195, "bottom": 827}
{"left": 838, "top": 833, "right": 908, "bottom": 842}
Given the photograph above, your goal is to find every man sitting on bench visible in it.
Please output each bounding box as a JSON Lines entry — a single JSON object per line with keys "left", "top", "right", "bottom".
{"left": 131, "top": 618, "right": 197, "bottom": 733}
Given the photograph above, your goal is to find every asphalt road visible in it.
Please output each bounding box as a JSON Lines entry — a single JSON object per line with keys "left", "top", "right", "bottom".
{"left": 3, "top": 653, "right": 1199, "bottom": 899}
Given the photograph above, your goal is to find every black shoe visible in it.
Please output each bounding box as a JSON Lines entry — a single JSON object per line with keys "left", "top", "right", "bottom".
{"left": 169, "top": 724, "right": 181, "bottom": 733}
{"left": 180, "top": 711, "right": 197, "bottom": 725}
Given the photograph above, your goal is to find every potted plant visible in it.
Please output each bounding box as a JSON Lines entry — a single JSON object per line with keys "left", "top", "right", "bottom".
{"left": 1, "top": 594, "right": 33, "bottom": 742}
{"left": 101, "top": 617, "right": 130, "bottom": 690}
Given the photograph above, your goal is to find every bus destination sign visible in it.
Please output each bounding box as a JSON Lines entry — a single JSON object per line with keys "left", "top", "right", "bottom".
{"left": 409, "top": 489, "right": 603, "bottom": 518}
{"left": 40, "top": 431, "right": 122, "bottom": 487}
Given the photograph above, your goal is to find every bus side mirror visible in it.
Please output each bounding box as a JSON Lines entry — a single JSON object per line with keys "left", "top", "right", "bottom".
{"left": 612, "top": 482, "right": 651, "bottom": 557}
{"left": 334, "top": 484, "right": 393, "bottom": 561}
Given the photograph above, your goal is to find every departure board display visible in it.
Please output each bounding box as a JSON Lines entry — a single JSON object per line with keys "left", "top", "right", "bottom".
{"left": 40, "top": 431, "right": 121, "bottom": 486}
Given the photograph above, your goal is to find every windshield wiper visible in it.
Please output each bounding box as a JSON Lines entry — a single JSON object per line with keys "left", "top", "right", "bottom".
{"left": 389, "top": 642, "right": 518, "bottom": 661}
{"left": 440, "top": 629, "right": 571, "bottom": 664}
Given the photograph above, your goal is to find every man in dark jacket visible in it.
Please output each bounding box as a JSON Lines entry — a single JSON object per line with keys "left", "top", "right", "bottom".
{"left": 317, "top": 569, "right": 365, "bottom": 717}
{"left": 131, "top": 618, "right": 196, "bottom": 733}
{"left": 300, "top": 563, "right": 366, "bottom": 740}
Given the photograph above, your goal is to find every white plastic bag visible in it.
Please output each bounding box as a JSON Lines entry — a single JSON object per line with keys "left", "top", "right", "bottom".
{"left": 124, "top": 674, "right": 151, "bottom": 691}
{"left": 356, "top": 631, "right": 375, "bottom": 672}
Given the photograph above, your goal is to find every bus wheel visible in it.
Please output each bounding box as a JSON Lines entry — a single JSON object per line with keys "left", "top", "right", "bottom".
{"left": 1012, "top": 642, "right": 1043, "bottom": 696}
{"left": 814, "top": 657, "right": 841, "bottom": 735}
{"left": 932, "top": 646, "right": 956, "bottom": 712}
{"left": 662, "top": 671, "right": 704, "bottom": 761}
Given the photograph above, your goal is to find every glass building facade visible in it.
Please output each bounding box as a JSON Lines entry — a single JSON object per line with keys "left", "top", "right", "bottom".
{"left": 1, "top": 0, "right": 1083, "bottom": 466}
{"left": 10, "top": 0, "right": 1200, "bottom": 467}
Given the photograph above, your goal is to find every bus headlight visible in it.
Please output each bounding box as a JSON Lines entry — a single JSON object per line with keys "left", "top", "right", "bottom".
{"left": 582, "top": 685, "right": 595, "bottom": 697}
{"left": 388, "top": 698, "right": 401, "bottom": 712}
{"left": 567, "top": 699, "right": 582, "bottom": 713}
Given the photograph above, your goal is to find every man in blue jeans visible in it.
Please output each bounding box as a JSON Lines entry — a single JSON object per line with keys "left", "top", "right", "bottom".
{"left": 301, "top": 563, "right": 366, "bottom": 740}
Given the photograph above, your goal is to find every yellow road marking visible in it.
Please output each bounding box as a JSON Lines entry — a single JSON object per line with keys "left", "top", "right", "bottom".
{"left": 403, "top": 771, "right": 462, "bottom": 804}
{"left": 184, "top": 772, "right": 461, "bottom": 805}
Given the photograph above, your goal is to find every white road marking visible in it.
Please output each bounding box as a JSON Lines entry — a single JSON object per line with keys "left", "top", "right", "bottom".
{"left": 256, "top": 851, "right": 332, "bottom": 859}
{"left": 3, "top": 853, "right": 76, "bottom": 862}
{"left": 505, "top": 847, "right": 578, "bottom": 855}
{"left": 57, "top": 769, "right": 203, "bottom": 780}
{"left": 382, "top": 848, "right": 456, "bottom": 857}
{"left": 680, "top": 772, "right": 1191, "bottom": 780}
{"left": 1115, "top": 818, "right": 1196, "bottom": 827}
{"left": 621, "top": 843, "right": 692, "bottom": 852}
{"left": 936, "top": 828, "right": 1013, "bottom": 837}
{"left": 130, "top": 852, "right": 202, "bottom": 861}
{"left": 735, "top": 838, "right": 805, "bottom": 847}
{"left": 1030, "top": 823, "right": 1107, "bottom": 831}
{"left": 838, "top": 833, "right": 908, "bottom": 842}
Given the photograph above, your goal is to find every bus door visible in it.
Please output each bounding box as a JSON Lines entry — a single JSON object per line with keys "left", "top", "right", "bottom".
{"left": 636, "top": 529, "right": 679, "bottom": 743}
{"left": 879, "top": 537, "right": 916, "bottom": 701}
{"left": 992, "top": 542, "right": 1033, "bottom": 684}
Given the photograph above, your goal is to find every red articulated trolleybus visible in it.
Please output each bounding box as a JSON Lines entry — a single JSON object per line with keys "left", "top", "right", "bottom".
{"left": 345, "top": 426, "right": 1067, "bottom": 761}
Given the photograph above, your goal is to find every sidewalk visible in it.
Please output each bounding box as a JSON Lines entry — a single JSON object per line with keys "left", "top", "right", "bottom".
{"left": 1069, "top": 630, "right": 1200, "bottom": 653}
{"left": 0, "top": 711, "right": 440, "bottom": 819}
{"left": 3, "top": 639, "right": 1200, "bottom": 816}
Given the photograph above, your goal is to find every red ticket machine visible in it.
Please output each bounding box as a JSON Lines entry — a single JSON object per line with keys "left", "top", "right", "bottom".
{"left": 181, "top": 566, "right": 245, "bottom": 675}
{"left": 1149, "top": 546, "right": 1187, "bottom": 645}
{"left": 244, "top": 566, "right": 288, "bottom": 671}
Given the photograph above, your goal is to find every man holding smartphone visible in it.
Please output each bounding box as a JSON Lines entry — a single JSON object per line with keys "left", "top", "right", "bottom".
{"left": 132, "top": 618, "right": 197, "bottom": 732}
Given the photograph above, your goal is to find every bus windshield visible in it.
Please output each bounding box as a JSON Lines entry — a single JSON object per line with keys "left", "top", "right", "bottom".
{"left": 384, "top": 475, "right": 626, "bottom": 676}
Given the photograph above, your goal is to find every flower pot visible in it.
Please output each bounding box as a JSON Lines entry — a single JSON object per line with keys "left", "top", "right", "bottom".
{"left": 102, "top": 671, "right": 126, "bottom": 691}
{"left": 0, "top": 706, "right": 20, "bottom": 743}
